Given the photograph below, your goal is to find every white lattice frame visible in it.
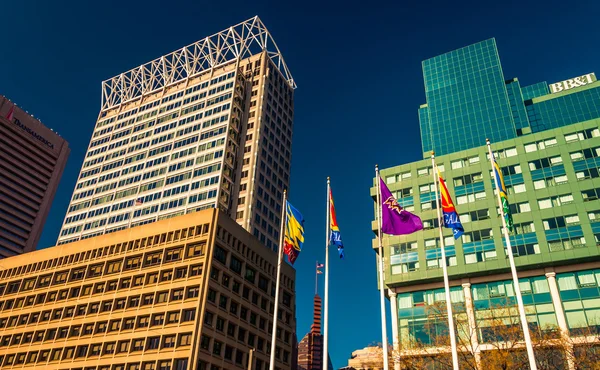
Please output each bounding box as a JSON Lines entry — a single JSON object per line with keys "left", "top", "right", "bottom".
{"left": 101, "top": 16, "right": 295, "bottom": 111}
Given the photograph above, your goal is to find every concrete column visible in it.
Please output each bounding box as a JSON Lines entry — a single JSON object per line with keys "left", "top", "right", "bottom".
{"left": 388, "top": 289, "right": 401, "bottom": 370}
{"left": 462, "top": 283, "right": 482, "bottom": 370}
{"left": 545, "top": 272, "right": 575, "bottom": 370}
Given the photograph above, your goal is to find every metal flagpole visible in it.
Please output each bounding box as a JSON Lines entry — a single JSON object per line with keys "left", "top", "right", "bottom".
{"left": 323, "top": 177, "right": 331, "bottom": 370}
{"left": 430, "top": 153, "right": 459, "bottom": 370}
{"left": 269, "top": 190, "right": 288, "bottom": 370}
{"left": 486, "top": 139, "right": 538, "bottom": 370}
{"left": 375, "top": 165, "right": 390, "bottom": 370}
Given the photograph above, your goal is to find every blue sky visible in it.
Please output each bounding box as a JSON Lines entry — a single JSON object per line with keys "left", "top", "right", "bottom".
{"left": 2, "top": 0, "right": 600, "bottom": 367}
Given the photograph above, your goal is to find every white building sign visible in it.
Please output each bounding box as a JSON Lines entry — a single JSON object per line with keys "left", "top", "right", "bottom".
{"left": 549, "top": 73, "right": 596, "bottom": 94}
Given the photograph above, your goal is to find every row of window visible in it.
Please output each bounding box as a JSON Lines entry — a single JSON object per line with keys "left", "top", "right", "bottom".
{"left": 386, "top": 128, "right": 600, "bottom": 184}
{"left": 0, "top": 222, "right": 211, "bottom": 283}
{"left": 1, "top": 309, "right": 196, "bottom": 346}
{"left": 0, "top": 241, "right": 206, "bottom": 297}
{"left": 0, "top": 285, "right": 200, "bottom": 328}
{"left": 0, "top": 340, "right": 190, "bottom": 368}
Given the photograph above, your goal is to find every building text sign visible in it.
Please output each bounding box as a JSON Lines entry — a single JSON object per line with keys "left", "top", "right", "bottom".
{"left": 549, "top": 73, "right": 596, "bottom": 94}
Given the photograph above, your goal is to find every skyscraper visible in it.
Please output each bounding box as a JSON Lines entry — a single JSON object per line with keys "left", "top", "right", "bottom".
{"left": 375, "top": 38, "right": 600, "bottom": 368}
{"left": 0, "top": 96, "right": 70, "bottom": 258}
{"left": 58, "top": 17, "right": 295, "bottom": 252}
{"left": 418, "top": 39, "right": 600, "bottom": 157}
{"left": 419, "top": 39, "right": 516, "bottom": 157}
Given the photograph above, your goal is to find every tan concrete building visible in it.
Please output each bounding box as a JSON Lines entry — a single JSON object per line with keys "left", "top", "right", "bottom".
{"left": 0, "top": 209, "right": 296, "bottom": 370}
{"left": 0, "top": 95, "right": 70, "bottom": 258}
{"left": 342, "top": 346, "right": 385, "bottom": 370}
{"left": 57, "top": 16, "right": 295, "bottom": 255}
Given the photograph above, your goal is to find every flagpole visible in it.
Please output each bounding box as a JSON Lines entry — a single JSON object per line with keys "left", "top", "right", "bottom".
{"left": 323, "top": 177, "right": 331, "bottom": 370}
{"left": 269, "top": 189, "right": 287, "bottom": 370}
{"left": 431, "top": 153, "right": 459, "bottom": 370}
{"left": 486, "top": 139, "right": 538, "bottom": 370}
{"left": 375, "top": 165, "right": 390, "bottom": 370}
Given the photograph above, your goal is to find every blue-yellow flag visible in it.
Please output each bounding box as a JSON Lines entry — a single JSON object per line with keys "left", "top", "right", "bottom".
{"left": 493, "top": 159, "right": 514, "bottom": 232}
{"left": 283, "top": 201, "right": 304, "bottom": 264}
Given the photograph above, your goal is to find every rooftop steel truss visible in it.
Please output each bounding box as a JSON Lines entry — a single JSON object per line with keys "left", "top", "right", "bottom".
{"left": 100, "top": 16, "right": 295, "bottom": 111}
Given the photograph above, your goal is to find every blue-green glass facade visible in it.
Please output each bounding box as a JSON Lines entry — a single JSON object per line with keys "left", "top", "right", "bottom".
{"left": 419, "top": 38, "right": 600, "bottom": 158}
{"left": 527, "top": 86, "right": 600, "bottom": 133}
{"left": 506, "top": 79, "right": 530, "bottom": 133}
{"left": 522, "top": 82, "right": 549, "bottom": 101}
{"left": 421, "top": 39, "right": 516, "bottom": 156}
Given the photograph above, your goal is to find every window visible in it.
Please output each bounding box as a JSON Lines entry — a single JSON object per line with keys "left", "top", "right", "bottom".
{"left": 548, "top": 237, "right": 586, "bottom": 252}
{"left": 146, "top": 336, "right": 160, "bottom": 350}
{"left": 137, "top": 316, "right": 150, "bottom": 328}
{"left": 162, "top": 335, "right": 176, "bottom": 348}
{"left": 524, "top": 138, "right": 557, "bottom": 152}
{"left": 187, "top": 242, "right": 205, "bottom": 257}
{"left": 417, "top": 167, "right": 431, "bottom": 177}
{"left": 213, "top": 340, "right": 223, "bottom": 356}
{"left": 204, "top": 311, "right": 214, "bottom": 327}
{"left": 588, "top": 210, "right": 600, "bottom": 222}
{"left": 453, "top": 172, "right": 483, "bottom": 186}
{"left": 461, "top": 229, "right": 493, "bottom": 243}
{"left": 419, "top": 183, "right": 435, "bottom": 194}
{"left": 456, "top": 191, "right": 486, "bottom": 205}
{"left": 182, "top": 309, "right": 196, "bottom": 322}
{"left": 216, "top": 316, "right": 225, "bottom": 331}
{"left": 528, "top": 156, "right": 563, "bottom": 171}
{"left": 565, "top": 128, "right": 600, "bottom": 142}
{"left": 245, "top": 266, "right": 256, "bottom": 283}
{"left": 230, "top": 256, "right": 242, "bottom": 274}
{"left": 214, "top": 245, "right": 227, "bottom": 264}
{"left": 165, "top": 247, "right": 183, "bottom": 262}
{"left": 514, "top": 221, "right": 536, "bottom": 234}
{"left": 538, "top": 194, "right": 574, "bottom": 209}
{"left": 179, "top": 333, "right": 192, "bottom": 347}
{"left": 465, "top": 250, "right": 497, "bottom": 264}
{"left": 189, "top": 264, "right": 203, "bottom": 276}
{"left": 509, "top": 243, "right": 540, "bottom": 257}
{"left": 543, "top": 215, "right": 579, "bottom": 230}
{"left": 103, "top": 342, "right": 116, "bottom": 355}
{"left": 200, "top": 335, "right": 210, "bottom": 350}
{"left": 459, "top": 209, "right": 490, "bottom": 223}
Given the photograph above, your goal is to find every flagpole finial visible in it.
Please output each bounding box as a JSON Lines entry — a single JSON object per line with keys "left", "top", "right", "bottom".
{"left": 375, "top": 164, "right": 379, "bottom": 170}
{"left": 486, "top": 138, "right": 490, "bottom": 144}
{"left": 327, "top": 176, "right": 330, "bottom": 182}
{"left": 431, "top": 151, "right": 435, "bottom": 158}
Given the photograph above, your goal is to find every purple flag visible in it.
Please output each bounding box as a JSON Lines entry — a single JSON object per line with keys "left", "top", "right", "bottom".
{"left": 379, "top": 178, "right": 423, "bottom": 235}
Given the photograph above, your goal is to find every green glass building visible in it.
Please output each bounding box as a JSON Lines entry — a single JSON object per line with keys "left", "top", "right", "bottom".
{"left": 419, "top": 39, "right": 600, "bottom": 157}
{"left": 377, "top": 39, "right": 600, "bottom": 369}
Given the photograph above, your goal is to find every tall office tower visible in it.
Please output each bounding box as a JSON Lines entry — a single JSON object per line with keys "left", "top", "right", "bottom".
{"left": 375, "top": 39, "right": 600, "bottom": 368}
{"left": 419, "top": 39, "right": 517, "bottom": 157}
{"left": 0, "top": 209, "right": 297, "bottom": 370}
{"left": 0, "top": 96, "right": 70, "bottom": 258}
{"left": 57, "top": 17, "right": 295, "bottom": 252}
{"left": 419, "top": 39, "right": 600, "bottom": 157}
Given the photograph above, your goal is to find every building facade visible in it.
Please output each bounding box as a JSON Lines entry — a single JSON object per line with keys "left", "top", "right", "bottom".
{"left": 0, "top": 95, "right": 70, "bottom": 258}
{"left": 297, "top": 294, "right": 332, "bottom": 370}
{"left": 57, "top": 17, "right": 295, "bottom": 253}
{"left": 0, "top": 209, "right": 297, "bottom": 370}
{"left": 375, "top": 38, "right": 600, "bottom": 368}
{"left": 341, "top": 346, "right": 385, "bottom": 370}
{"left": 419, "top": 39, "right": 600, "bottom": 157}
